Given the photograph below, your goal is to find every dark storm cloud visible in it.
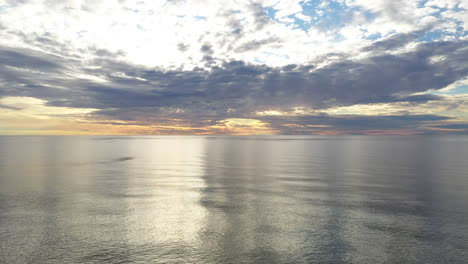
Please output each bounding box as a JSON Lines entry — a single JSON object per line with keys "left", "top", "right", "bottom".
{"left": 356, "top": 94, "right": 443, "bottom": 104}
{"left": 1, "top": 34, "right": 467, "bottom": 133}
{"left": 0, "top": 45, "right": 76, "bottom": 99}
{"left": 260, "top": 114, "right": 453, "bottom": 134}
{"left": 361, "top": 27, "right": 430, "bottom": 53}
{"left": 0, "top": 46, "right": 63, "bottom": 70}
{"left": 3, "top": 39, "right": 468, "bottom": 111}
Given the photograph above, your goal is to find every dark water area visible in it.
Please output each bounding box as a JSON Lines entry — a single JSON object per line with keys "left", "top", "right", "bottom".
{"left": 1, "top": 135, "right": 468, "bottom": 263}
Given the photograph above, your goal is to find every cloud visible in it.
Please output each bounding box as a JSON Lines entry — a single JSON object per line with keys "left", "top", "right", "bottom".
{"left": 0, "top": 46, "right": 63, "bottom": 70}
{"left": 0, "top": 0, "right": 467, "bottom": 134}
{"left": 234, "top": 36, "right": 282, "bottom": 53}
{"left": 1, "top": 37, "right": 467, "bottom": 122}
{"left": 360, "top": 27, "right": 431, "bottom": 53}
{"left": 258, "top": 114, "right": 455, "bottom": 134}
{"left": 356, "top": 94, "right": 444, "bottom": 104}
{"left": 425, "top": 0, "right": 461, "bottom": 9}
{"left": 430, "top": 124, "right": 468, "bottom": 129}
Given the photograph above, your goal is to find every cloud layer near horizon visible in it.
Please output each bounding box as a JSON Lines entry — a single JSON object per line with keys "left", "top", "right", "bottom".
{"left": 1, "top": 0, "right": 468, "bottom": 135}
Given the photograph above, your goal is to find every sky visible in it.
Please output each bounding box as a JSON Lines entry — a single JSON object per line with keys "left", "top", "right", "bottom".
{"left": 0, "top": 0, "right": 467, "bottom": 135}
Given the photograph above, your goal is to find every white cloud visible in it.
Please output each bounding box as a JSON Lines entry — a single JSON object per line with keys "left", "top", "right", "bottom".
{"left": 442, "top": 10, "right": 468, "bottom": 30}
{"left": 272, "top": 0, "right": 304, "bottom": 18}
{"left": 0, "top": 0, "right": 465, "bottom": 69}
{"left": 295, "top": 13, "right": 311, "bottom": 22}
{"left": 425, "top": 0, "right": 460, "bottom": 9}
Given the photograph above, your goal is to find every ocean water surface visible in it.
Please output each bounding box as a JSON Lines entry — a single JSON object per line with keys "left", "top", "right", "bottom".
{"left": 1, "top": 135, "right": 468, "bottom": 263}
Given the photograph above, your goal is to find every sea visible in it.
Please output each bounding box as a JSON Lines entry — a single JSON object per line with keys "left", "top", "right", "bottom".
{"left": 0, "top": 135, "right": 467, "bottom": 263}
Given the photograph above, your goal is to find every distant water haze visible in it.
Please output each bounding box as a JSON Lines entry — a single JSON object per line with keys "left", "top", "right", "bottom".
{"left": 1, "top": 136, "right": 468, "bottom": 263}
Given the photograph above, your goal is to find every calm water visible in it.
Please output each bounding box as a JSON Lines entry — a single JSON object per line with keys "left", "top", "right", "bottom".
{"left": 1, "top": 136, "right": 468, "bottom": 263}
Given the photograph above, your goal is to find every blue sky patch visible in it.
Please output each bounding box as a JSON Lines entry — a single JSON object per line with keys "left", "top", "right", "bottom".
{"left": 432, "top": 85, "right": 468, "bottom": 95}
{"left": 194, "top": 16, "right": 208, "bottom": 21}
{"left": 264, "top": 0, "right": 377, "bottom": 35}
